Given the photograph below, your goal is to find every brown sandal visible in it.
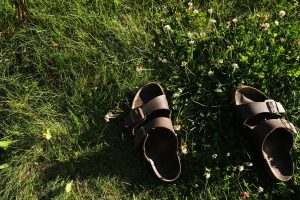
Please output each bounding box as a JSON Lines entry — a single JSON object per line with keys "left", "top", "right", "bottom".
{"left": 124, "top": 82, "right": 181, "bottom": 182}
{"left": 233, "top": 86, "right": 297, "bottom": 181}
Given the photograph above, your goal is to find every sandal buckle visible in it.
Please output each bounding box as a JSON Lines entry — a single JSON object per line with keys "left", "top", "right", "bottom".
{"left": 266, "top": 100, "right": 278, "bottom": 114}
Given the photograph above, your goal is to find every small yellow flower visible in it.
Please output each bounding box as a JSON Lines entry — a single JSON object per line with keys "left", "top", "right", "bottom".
{"left": 43, "top": 128, "right": 52, "bottom": 140}
{"left": 65, "top": 181, "right": 73, "bottom": 193}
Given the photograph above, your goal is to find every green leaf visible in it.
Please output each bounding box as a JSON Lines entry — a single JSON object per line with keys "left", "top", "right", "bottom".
{"left": 239, "top": 53, "right": 248, "bottom": 63}
{"left": 215, "top": 88, "right": 223, "bottom": 93}
{"left": 0, "top": 140, "right": 12, "bottom": 150}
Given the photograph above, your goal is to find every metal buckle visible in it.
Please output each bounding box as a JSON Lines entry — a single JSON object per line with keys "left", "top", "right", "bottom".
{"left": 266, "top": 100, "right": 278, "bottom": 113}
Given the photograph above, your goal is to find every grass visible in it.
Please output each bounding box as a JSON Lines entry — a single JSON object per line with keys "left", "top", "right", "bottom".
{"left": 0, "top": 0, "right": 299, "bottom": 199}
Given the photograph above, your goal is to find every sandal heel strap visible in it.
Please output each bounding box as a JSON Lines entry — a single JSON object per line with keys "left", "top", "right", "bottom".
{"left": 133, "top": 117, "right": 176, "bottom": 147}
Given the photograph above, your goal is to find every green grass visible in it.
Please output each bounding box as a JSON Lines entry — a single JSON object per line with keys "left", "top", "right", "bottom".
{"left": 0, "top": 0, "right": 299, "bottom": 199}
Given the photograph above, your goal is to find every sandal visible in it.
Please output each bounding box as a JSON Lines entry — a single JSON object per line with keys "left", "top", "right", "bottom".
{"left": 124, "top": 83, "right": 181, "bottom": 182}
{"left": 233, "top": 86, "right": 297, "bottom": 181}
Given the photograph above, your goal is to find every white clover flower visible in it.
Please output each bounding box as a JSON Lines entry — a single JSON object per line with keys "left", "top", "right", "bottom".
{"left": 181, "top": 145, "right": 188, "bottom": 154}
{"left": 208, "top": 70, "right": 214, "bottom": 76}
{"left": 136, "top": 66, "right": 144, "bottom": 73}
{"left": 232, "top": 18, "right": 238, "bottom": 23}
{"left": 227, "top": 44, "right": 234, "bottom": 49}
{"left": 181, "top": 61, "right": 188, "bottom": 67}
{"left": 200, "top": 32, "right": 206, "bottom": 37}
{"left": 189, "top": 40, "right": 195, "bottom": 45}
{"left": 210, "top": 19, "right": 217, "bottom": 24}
{"left": 188, "top": 2, "right": 193, "bottom": 10}
{"left": 232, "top": 63, "right": 239, "bottom": 69}
{"left": 238, "top": 165, "right": 244, "bottom": 172}
{"left": 258, "top": 186, "right": 264, "bottom": 193}
{"left": 208, "top": 8, "right": 214, "bottom": 14}
{"left": 162, "top": 58, "right": 168, "bottom": 63}
{"left": 218, "top": 59, "right": 224, "bottom": 64}
{"left": 296, "top": 56, "right": 300, "bottom": 61}
{"left": 226, "top": 22, "right": 231, "bottom": 28}
{"left": 104, "top": 111, "right": 114, "bottom": 122}
{"left": 260, "top": 23, "right": 270, "bottom": 30}
{"left": 226, "top": 152, "right": 231, "bottom": 157}
{"left": 246, "top": 162, "right": 253, "bottom": 167}
{"left": 279, "top": 10, "right": 286, "bottom": 18}
{"left": 240, "top": 191, "right": 249, "bottom": 199}
{"left": 193, "top": 9, "right": 199, "bottom": 14}
{"left": 204, "top": 172, "right": 211, "bottom": 179}
{"left": 212, "top": 154, "right": 218, "bottom": 159}
{"left": 163, "top": 24, "right": 172, "bottom": 31}
{"left": 160, "top": 18, "right": 165, "bottom": 23}
{"left": 274, "top": 20, "right": 279, "bottom": 26}
{"left": 174, "top": 125, "right": 181, "bottom": 131}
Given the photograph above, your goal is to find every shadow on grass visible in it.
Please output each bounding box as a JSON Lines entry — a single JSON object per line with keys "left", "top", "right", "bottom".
{"left": 39, "top": 94, "right": 166, "bottom": 198}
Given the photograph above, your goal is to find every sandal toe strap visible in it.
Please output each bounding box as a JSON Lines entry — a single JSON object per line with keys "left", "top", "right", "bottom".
{"left": 124, "top": 95, "right": 170, "bottom": 129}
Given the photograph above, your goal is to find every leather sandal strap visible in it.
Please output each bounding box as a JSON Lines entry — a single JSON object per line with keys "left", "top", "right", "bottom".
{"left": 133, "top": 117, "right": 175, "bottom": 147}
{"left": 252, "top": 118, "right": 296, "bottom": 148}
{"left": 124, "top": 95, "right": 170, "bottom": 129}
{"left": 236, "top": 99, "right": 285, "bottom": 124}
